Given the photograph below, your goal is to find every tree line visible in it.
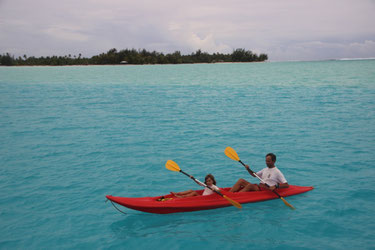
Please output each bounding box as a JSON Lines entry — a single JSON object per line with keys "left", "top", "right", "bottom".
{"left": 0, "top": 48, "right": 268, "bottom": 66}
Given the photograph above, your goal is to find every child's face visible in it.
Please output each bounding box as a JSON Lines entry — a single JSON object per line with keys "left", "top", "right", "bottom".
{"left": 205, "top": 177, "right": 214, "bottom": 186}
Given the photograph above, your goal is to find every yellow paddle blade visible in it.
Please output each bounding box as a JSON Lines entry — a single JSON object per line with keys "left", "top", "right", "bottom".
{"left": 223, "top": 195, "right": 242, "bottom": 209}
{"left": 280, "top": 197, "right": 295, "bottom": 210}
{"left": 224, "top": 147, "right": 240, "bottom": 161}
{"left": 165, "top": 160, "right": 181, "bottom": 172}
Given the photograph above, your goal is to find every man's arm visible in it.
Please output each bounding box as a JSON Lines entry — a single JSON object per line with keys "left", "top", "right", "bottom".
{"left": 260, "top": 182, "right": 289, "bottom": 191}
{"left": 278, "top": 182, "right": 289, "bottom": 189}
{"left": 270, "top": 182, "right": 289, "bottom": 190}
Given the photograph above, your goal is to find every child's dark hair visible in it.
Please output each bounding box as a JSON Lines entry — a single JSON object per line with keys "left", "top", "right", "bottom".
{"left": 205, "top": 174, "right": 216, "bottom": 185}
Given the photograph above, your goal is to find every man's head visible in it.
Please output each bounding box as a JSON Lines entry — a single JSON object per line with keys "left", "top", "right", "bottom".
{"left": 265, "top": 153, "right": 276, "bottom": 168}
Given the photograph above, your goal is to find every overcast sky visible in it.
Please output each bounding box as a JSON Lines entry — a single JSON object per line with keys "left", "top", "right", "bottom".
{"left": 1, "top": 0, "right": 374, "bottom": 61}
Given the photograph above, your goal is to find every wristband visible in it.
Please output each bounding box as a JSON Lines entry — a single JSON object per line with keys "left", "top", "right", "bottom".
{"left": 276, "top": 183, "right": 280, "bottom": 188}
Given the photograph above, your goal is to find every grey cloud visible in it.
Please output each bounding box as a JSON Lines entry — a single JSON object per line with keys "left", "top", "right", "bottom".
{"left": 0, "top": 0, "right": 374, "bottom": 61}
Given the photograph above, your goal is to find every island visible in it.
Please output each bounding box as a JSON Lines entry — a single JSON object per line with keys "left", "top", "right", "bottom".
{"left": 0, "top": 48, "right": 268, "bottom": 66}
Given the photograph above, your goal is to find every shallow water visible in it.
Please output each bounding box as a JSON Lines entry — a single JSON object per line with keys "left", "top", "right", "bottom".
{"left": 0, "top": 60, "right": 374, "bottom": 249}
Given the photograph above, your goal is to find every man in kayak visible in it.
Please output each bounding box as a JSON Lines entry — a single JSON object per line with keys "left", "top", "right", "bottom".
{"left": 230, "top": 153, "right": 289, "bottom": 192}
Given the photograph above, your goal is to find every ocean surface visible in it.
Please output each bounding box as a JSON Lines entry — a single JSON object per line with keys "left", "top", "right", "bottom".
{"left": 0, "top": 60, "right": 374, "bottom": 249}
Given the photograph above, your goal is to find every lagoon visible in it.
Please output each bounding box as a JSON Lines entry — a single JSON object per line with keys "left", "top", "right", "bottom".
{"left": 0, "top": 60, "right": 374, "bottom": 249}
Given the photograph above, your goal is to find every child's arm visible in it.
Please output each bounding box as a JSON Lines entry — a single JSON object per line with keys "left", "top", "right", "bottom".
{"left": 192, "top": 178, "right": 205, "bottom": 187}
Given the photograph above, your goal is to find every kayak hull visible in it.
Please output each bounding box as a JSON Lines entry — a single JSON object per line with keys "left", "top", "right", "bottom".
{"left": 106, "top": 185, "right": 313, "bottom": 214}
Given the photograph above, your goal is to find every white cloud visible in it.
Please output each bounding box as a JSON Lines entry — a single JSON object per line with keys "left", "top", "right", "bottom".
{"left": 349, "top": 40, "right": 375, "bottom": 53}
{"left": 43, "top": 25, "right": 89, "bottom": 42}
{"left": 269, "top": 40, "right": 375, "bottom": 61}
{"left": 187, "top": 33, "right": 232, "bottom": 53}
{"left": 164, "top": 22, "right": 232, "bottom": 53}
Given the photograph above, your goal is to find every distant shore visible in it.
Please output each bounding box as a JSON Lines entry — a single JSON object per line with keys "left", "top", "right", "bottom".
{"left": 0, "top": 48, "right": 268, "bottom": 66}
{"left": 3, "top": 58, "right": 375, "bottom": 67}
{"left": 0, "top": 61, "right": 269, "bottom": 67}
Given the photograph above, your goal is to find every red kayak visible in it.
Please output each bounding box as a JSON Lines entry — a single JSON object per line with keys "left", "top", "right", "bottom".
{"left": 106, "top": 185, "right": 313, "bottom": 214}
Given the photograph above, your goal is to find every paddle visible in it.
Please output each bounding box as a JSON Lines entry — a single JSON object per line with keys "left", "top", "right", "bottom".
{"left": 224, "top": 147, "right": 295, "bottom": 210}
{"left": 165, "top": 160, "right": 242, "bottom": 209}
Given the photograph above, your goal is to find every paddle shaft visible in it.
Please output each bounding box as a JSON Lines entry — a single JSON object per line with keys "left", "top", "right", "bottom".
{"left": 179, "top": 170, "right": 225, "bottom": 198}
{"left": 238, "top": 160, "right": 283, "bottom": 199}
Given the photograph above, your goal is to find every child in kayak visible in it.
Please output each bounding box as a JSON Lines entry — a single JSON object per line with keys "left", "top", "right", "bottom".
{"left": 171, "top": 174, "right": 219, "bottom": 198}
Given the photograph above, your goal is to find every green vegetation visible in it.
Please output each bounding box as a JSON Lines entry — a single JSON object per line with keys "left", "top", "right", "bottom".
{"left": 0, "top": 48, "right": 267, "bottom": 66}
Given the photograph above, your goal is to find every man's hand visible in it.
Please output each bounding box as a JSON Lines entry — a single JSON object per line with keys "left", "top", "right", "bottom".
{"left": 269, "top": 185, "right": 277, "bottom": 191}
{"left": 259, "top": 183, "right": 277, "bottom": 191}
{"left": 245, "top": 165, "right": 255, "bottom": 177}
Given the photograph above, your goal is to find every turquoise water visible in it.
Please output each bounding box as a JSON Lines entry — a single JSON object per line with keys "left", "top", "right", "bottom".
{"left": 0, "top": 60, "right": 374, "bottom": 249}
